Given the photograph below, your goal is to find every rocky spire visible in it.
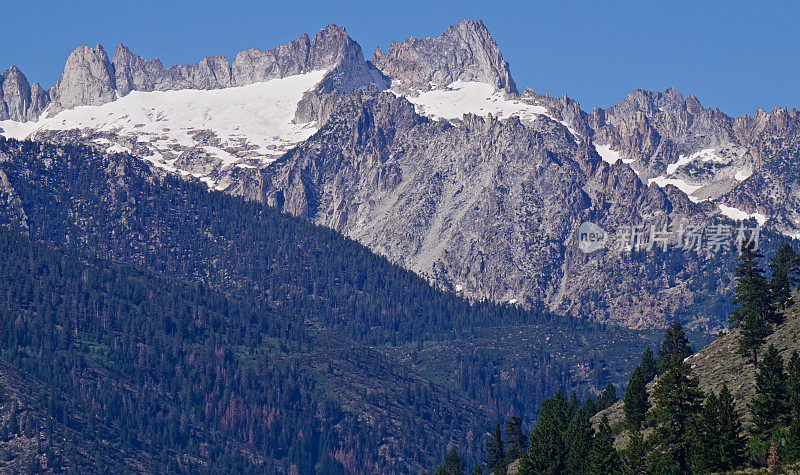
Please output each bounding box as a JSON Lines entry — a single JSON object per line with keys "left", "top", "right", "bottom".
{"left": 112, "top": 44, "right": 166, "bottom": 96}
{"left": 49, "top": 44, "right": 116, "bottom": 114}
{"left": 232, "top": 24, "right": 387, "bottom": 92}
{"left": 1, "top": 66, "right": 36, "bottom": 121}
{"left": 372, "top": 19, "right": 517, "bottom": 93}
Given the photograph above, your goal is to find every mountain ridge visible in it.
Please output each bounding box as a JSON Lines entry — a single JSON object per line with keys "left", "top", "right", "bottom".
{"left": 1, "top": 19, "right": 798, "bottom": 330}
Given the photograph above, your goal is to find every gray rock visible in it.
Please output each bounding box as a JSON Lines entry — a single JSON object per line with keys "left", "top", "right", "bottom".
{"left": 49, "top": 44, "right": 116, "bottom": 114}
{"left": 373, "top": 19, "right": 517, "bottom": 93}
{"left": 112, "top": 44, "right": 165, "bottom": 96}
{"left": 247, "top": 90, "right": 733, "bottom": 331}
{"left": 0, "top": 65, "right": 48, "bottom": 121}
{"left": 38, "top": 24, "right": 385, "bottom": 119}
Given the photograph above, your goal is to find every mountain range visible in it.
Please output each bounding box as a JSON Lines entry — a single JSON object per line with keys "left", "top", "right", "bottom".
{"left": 1, "top": 19, "right": 795, "bottom": 331}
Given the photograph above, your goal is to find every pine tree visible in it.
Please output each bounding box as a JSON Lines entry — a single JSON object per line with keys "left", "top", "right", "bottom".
{"left": 470, "top": 464, "right": 484, "bottom": 475}
{"left": 620, "top": 429, "right": 646, "bottom": 475}
{"left": 769, "top": 241, "right": 800, "bottom": 313}
{"left": 567, "top": 391, "right": 580, "bottom": 417}
{"left": 598, "top": 383, "right": 618, "bottom": 411}
{"left": 485, "top": 423, "right": 505, "bottom": 473}
{"left": 7, "top": 400, "right": 18, "bottom": 436}
{"left": 624, "top": 367, "right": 649, "bottom": 430}
{"left": 639, "top": 347, "right": 657, "bottom": 383}
{"left": 588, "top": 415, "right": 621, "bottom": 474}
{"left": 731, "top": 242, "right": 774, "bottom": 329}
{"left": 503, "top": 416, "right": 527, "bottom": 461}
{"left": 583, "top": 396, "right": 598, "bottom": 417}
{"left": 519, "top": 390, "right": 569, "bottom": 474}
{"left": 657, "top": 322, "right": 692, "bottom": 372}
{"left": 435, "top": 448, "right": 466, "bottom": 475}
{"left": 694, "top": 391, "right": 725, "bottom": 472}
{"left": 751, "top": 345, "right": 788, "bottom": 436}
{"left": 739, "top": 308, "right": 771, "bottom": 365}
{"left": 564, "top": 407, "right": 592, "bottom": 474}
{"left": 784, "top": 351, "right": 800, "bottom": 464}
{"left": 788, "top": 350, "right": 800, "bottom": 421}
{"left": 647, "top": 360, "right": 704, "bottom": 474}
{"left": 716, "top": 385, "right": 746, "bottom": 470}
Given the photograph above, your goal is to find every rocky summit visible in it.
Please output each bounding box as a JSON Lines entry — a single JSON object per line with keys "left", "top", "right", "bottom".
{"left": 0, "top": 19, "right": 796, "bottom": 331}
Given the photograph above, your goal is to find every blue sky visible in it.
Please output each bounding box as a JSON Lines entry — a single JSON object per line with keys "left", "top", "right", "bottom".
{"left": 1, "top": 0, "right": 797, "bottom": 116}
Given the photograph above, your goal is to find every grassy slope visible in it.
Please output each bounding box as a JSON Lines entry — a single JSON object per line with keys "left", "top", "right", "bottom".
{"left": 594, "top": 294, "right": 800, "bottom": 444}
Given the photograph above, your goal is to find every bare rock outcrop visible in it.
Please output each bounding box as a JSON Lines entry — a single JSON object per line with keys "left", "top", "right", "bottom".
{"left": 49, "top": 44, "right": 116, "bottom": 114}
{"left": 0, "top": 66, "right": 49, "bottom": 121}
{"left": 373, "top": 19, "right": 517, "bottom": 93}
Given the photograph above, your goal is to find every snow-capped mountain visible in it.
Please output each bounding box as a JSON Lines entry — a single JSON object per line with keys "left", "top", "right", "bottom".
{"left": 0, "top": 24, "right": 387, "bottom": 188}
{"left": 0, "top": 19, "right": 797, "bottom": 330}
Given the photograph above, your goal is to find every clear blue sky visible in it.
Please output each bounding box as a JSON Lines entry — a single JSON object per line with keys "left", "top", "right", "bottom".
{"left": 1, "top": 0, "right": 797, "bottom": 117}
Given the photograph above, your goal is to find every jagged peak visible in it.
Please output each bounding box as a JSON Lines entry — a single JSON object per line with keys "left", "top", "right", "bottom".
{"left": 0, "top": 63, "right": 48, "bottom": 122}
{"left": 372, "top": 19, "right": 517, "bottom": 93}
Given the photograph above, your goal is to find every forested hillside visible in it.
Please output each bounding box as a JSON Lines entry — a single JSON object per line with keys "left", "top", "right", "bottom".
{"left": 0, "top": 137, "right": 690, "bottom": 471}
{"left": 444, "top": 242, "right": 800, "bottom": 474}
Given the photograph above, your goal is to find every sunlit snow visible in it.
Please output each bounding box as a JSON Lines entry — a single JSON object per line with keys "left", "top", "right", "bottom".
{"left": 648, "top": 176, "right": 703, "bottom": 201}
{"left": 399, "top": 81, "right": 549, "bottom": 122}
{"left": 718, "top": 204, "right": 767, "bottom": 225}
{"left": 734, "top": 167, "right": 753, "bottom": 181}
{"left": 0, "top": 70, "right": 328, "bottom": 169}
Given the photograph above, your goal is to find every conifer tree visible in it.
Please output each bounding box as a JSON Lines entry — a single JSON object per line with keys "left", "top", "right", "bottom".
{"left": 503, "top": 416, "right": 527, "bottom": 461}
{"left": 620, "top": 430, "right": 646, "bottom": 475}
{"left": 485, "top": 423, "right": 505, "bottom": 474}
{"left": 694, "top": 385, "right": 746, "bottom": 472}
{"left": 784, "top": 351, "right": 800, "bottom": 464}
{"left": 583, "top": 396, "right": 598, "bottom": 417}
{"left": 751, "top": 345, "right": 788, "bottom": 436}
{"left": 564, "top": 407, "right": 593, "bottom": 474}
{"left": 639, "top": 347, "right": 657, "bottom": 383}
{"left": 470, "top": 464, "right": 484, "bottom": 475}
{"left": 657, "top": 322, "right": 692, "bottom": 372}
{"left": 519, "top": 391, "right": 569, "bottom": 474}
{"left": 624, "top": 366, "right": 649, "bottom": 430}
{"left": 647, "top": 360, "right": 703, "bottom": 474}
{"left": 787, "top": 350, "right": 800, "bottom": 420}
{"left": 598, "top": 383, "right": 618, "bottom": 411}
{"left": 769, "top": 241, "right": 800, "bottom": 313}
{"left": 739, "top": 309, "right": 771, "bottom": 365}
{"left": 731, "top": 242, "right": 774, "bottom": 328}
{"left": 716, "top": 385, "right": 747, "bottom": 470}
{"left": 567, "top": 391, "right": 580, "bottom": 417}
{"left": 435, "top": 448, "right": 466, "bottom": 475}
{"left": 588, "top": 415, "right": 621, "bottom": 474}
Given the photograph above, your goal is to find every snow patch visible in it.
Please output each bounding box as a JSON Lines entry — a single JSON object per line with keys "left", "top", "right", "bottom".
{"left": 0, "top": 70, "right": 328, "bottom": 172}
{"left": 594, "top": 143, "right": 621, "bottom": 164}
{"left": 399, "top": 81, "right": 549, "bottom": 122}
{"left": 734, "top": 167, "right": 753, "bottom": 181}
{"left": 648, "top": 176, "right": 703, "bottom": 200}
{"left": 667, "top": 148, "right": 719, "bottom": 175}
{"left": 107, "top": 143, "right": 131, "bottom": 154}
{"left": 718, "top": 204, "right": 767, "bottom": 225}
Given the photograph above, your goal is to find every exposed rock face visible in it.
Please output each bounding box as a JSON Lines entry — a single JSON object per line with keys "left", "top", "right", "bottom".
{"left": 49, "top": 44, "right": 117, "bottom": 113}
{"left": 45, "top": 24, "right": 386, "bottom": 117}
{"left": 112, "top": 44, "right": 165, "bottom": 96}
{"left": 2, "top": 19, "right": 796, "bottom": 332}
{"left": 246, "top": 90, "right": 738, "bottom": 331}
{"left": 533, "top": 86, "right": 800, "bottom": 236}
{"left": 373, "top": 19, "right": 517, "bottom": 93}
{"left": 0, "top": 66, "right": 48, "bottom": 121}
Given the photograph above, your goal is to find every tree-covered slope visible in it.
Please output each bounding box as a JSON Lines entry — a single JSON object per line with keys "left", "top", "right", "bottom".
{"left": 0, "top": 137, "right": 686, "bottom": 471}
{"left": 0, "top": 225, "right": 497, "bottom": 472}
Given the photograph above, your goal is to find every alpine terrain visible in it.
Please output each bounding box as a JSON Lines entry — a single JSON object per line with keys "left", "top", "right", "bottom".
{"left": 0, "top": 13, "right": 797, "bottom": 473}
